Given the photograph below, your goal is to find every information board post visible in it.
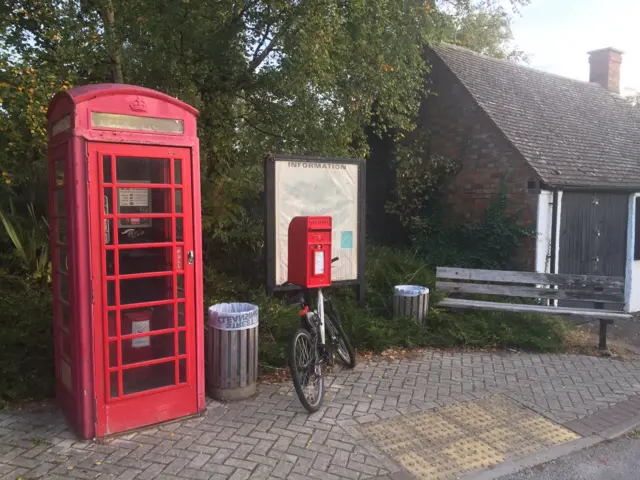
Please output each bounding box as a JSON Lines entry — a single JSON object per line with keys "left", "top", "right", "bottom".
{"left": 264, "top": 154, "right": 366, "bottom": 305}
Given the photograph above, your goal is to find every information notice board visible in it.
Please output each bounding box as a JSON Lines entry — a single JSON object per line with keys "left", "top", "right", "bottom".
{"left": 264, "top": 154, "right": 366, "bottom": 301}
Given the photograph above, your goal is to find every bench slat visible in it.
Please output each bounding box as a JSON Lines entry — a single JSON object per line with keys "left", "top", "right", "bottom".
{"left": 436, "top": 281, "right": 625, "bottom": 304}
{"left": 436, "top": 267, "right": 625, "bottom": 291}
{"left": 437, "top": 298, "right": 631, "bottom": 320}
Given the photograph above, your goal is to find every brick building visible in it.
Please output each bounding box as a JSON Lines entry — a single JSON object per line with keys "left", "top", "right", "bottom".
{"left": 420, "top": 44, "right": 640, "bottom": 311}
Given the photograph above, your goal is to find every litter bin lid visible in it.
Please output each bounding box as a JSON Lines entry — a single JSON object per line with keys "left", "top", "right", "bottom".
{"left": 208, "top": 302, "right": 259, "bottom": 330}
{"left": 394, "top": 285, "right": 429, "bottom": 297}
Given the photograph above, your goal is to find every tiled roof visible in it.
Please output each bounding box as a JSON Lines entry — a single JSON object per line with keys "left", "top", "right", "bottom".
{"left": 432, "top": 44, "right": 640, "bottom": 189}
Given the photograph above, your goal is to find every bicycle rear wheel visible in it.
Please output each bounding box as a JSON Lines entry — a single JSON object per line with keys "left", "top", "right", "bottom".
{"left": 289, "top": 328, "right": 324, "bottom": 412}
{"left": 325, "top": 300, "right": 356, "bottom": 369}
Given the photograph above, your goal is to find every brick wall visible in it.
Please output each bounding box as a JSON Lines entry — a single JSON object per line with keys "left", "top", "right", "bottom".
{"left": 418, "top": 49, "right": 540, "bottom": 269}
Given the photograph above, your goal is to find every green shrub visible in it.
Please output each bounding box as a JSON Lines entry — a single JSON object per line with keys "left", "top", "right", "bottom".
{"left": 332, "top": 246, "right": 569, "bottom": 354}
{"left": 410, "top": 191, "right": 535, "bottom": 270}
{"left": 0, "top": 278, "right": 54, "bottom": 408}
{"left": 204, "top": 246, "right": 572, "bottom": 370}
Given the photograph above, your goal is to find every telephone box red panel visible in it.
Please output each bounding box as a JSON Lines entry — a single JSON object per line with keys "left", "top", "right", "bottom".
{"left": 288, "top": 216, "right": 332, "bottom": 288}
{"left": 47, "top": 84, "right": 205, "bottom": 439}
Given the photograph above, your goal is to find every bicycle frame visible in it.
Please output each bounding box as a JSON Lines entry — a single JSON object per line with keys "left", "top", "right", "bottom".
{"left": 317, "top": 288, "right": 326, "bottom": 345}
{"left": 299, "top": 287, "right": 326, "bottom": 346}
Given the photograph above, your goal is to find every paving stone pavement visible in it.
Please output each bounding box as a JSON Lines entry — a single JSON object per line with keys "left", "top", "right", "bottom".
{"left": 2, "top": 350, "right": 640, "bottom": 480}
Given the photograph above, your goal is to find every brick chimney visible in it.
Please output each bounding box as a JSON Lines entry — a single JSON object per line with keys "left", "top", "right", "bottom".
{"left": 587, "top": 47, "right": 623, "bottom": 93}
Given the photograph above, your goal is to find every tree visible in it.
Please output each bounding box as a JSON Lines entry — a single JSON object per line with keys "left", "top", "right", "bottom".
{"left": 1, "top": 0, "right": 530, "bottom": 275}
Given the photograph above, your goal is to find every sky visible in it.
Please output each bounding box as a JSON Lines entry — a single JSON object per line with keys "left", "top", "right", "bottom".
{"left": 507, "top": 0, "right": 639, "bottom": 95}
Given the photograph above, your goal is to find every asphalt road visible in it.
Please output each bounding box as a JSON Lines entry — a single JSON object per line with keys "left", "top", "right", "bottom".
{"left": 502, "top": 434, "right": 640, "bottom": 480}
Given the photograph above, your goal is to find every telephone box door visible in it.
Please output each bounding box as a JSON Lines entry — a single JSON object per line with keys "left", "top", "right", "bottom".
{"left": 88, "top": 143, "right": 197, "bottom": 435}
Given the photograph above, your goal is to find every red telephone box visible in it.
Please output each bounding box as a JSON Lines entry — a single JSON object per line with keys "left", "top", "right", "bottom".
{"left": 47, "top": 84, "right": 205, "bottom": 438}
{"left": 288, "top": 216, "right": 332, "bottom": 288}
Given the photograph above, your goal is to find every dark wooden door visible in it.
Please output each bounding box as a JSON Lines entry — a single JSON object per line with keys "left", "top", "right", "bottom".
{"left": 558, "top": 192, "right": 627, "bottom": 309}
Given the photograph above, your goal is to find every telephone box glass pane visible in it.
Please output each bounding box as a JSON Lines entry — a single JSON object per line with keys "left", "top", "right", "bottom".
{"left": 119, "top": 247, "right": 172, "bottom": 274}
{"left": 176, "top": 218, "right": 183, "bottom": 242}
{"left": 174, "top": 159, "right": 182, "bottom": 184}
{"left": 54, "top": 189, "right": 65, "bottom": 215}
{"left": 119, "top": 277, "right": 174, "bottom": 305}
{"left": 118, "top": 218, "right": 172, "bottom": 244}
{"left": 104, "top": 188, "right": 113, "bottom": 215}
{"left": 61, "top": 302, "right": 71, "bottom": 330}
{"left": 58, "top": 248, "right": 68, "bottom": 273}
{"left": 54, "top": 160, "right": 65, "bottom": 186}
{"left": 103, "top": 155, "right": 113, "bottom": 183}
{"left": 178, "top": 331, "right": 186, "bottom": 355}
{"left": 107, "top": 281, "right": 116, "bottom": 306}
{"left": 61, "top": 334, "right": 72, "bottom": 358}
{"left": 117, "top": 305, "right": 174, "bottom": 336}
{"left": 177, "top": 274, "right": 184, "bottom": 298}
{"left": 109, "top": 341, "right": 118, "bottom": 368}
{"left": 105, "top": 218, "right": 112, "bottom": 245}
{"left": 108, "top": 311, "right": 117, "bottom": 337}
{"left": 109, "top": 372, "right": 119, "bottom": 398}
{"left": 122, "top": 333, "right": 175, "bottom": 366}
{"left": 50, "top": 114, "right": 71, "bottom": 136}
{"left": 116, "top": 188, "right": 172, "bottom": 221}
{"left": 106, "top": 250, "right": 115, "bottom": 276}
{"left": 122, "top": 363, "right": 175, "bottom": 395}
{"left": 175, "top": 189, "right": 183, "bottom": 213}
{"left": 116, "top": 157, "right": 170, "bottom": 184}
{"left": 57, "top": 218, "right": 68, "bottom": 244}
{"left": 179, "top": 359, "right": 187, "bottom": 383}
{"left": 59, "top": 273, "right": 69, "bottom": 300}
{"left": 60, "top": 360, "right": 72, "bottom": 391}
{"left": 178, "top": 303, "right": 185, "bottom": 327}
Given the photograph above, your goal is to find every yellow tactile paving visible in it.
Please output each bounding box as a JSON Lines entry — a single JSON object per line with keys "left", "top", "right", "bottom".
{"left": 360, "top": 395, "right": 581, "bottom": 480}
{"left": 516, "top": 416, "right": 580, "bottom": 445}
{"left": 478, "top": 426, "right": 543, "bottom": 457}
{"left": 412, "top": 413, "right": 463, "bottom": 443}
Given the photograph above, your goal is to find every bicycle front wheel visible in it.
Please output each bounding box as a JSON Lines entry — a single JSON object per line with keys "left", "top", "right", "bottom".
{"left": 289, "top": 328, "right": 324, "bottom": 413}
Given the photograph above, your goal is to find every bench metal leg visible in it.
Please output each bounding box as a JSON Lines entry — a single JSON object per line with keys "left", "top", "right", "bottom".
{"left": 599, "top": 320, "right": 607, "bottom": 351}
{"left": 599, "top": 319, "right": 612, "bottom": 353}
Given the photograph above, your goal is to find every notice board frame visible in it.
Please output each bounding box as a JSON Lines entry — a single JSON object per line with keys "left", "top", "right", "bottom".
{"left": 264, "top": 154, "right": 366, "bottom": 304}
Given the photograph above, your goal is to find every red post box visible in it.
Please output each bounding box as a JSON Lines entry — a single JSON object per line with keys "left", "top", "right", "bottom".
{"left": 288, "top": 216, "right": 332, "bottom": 288}
{"left": 47, "top": 84, "right": 205, "bottom": 439}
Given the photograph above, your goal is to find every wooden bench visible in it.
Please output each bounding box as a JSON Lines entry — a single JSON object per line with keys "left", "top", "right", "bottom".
{"left": 435, "top": 267, "right": 632, "bottom": 352}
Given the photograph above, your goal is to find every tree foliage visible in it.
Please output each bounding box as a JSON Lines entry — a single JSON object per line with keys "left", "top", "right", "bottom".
{"left": 1, "top": 0, "right": 527, "bottom": 276}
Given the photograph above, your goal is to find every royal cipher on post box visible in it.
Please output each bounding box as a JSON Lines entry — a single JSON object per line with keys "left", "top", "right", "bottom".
{"left": 288, "top": 216, "right": 332, "bottom": 288}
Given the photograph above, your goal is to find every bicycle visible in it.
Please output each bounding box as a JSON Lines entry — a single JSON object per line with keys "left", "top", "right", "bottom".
{"left": 286, "top": 257, "right": 356, "bottom": 413}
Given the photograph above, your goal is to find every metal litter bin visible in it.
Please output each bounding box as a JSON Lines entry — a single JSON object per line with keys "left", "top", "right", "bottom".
{"left": 207, "top": 303, "right": 259, "bottom": 401}
{"left": 393, "top": 285, "right": 429, "bottom": 325}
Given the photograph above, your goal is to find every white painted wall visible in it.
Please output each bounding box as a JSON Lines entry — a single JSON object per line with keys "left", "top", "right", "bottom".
{"left": 535, "top": 190, "right": 562, "bottom": 274}
{"left": 625, "top": 193, "right": 640, "bottom": 312}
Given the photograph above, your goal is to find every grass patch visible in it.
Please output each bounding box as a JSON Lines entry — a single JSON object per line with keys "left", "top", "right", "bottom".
{"left": 204, "top": 246, "right": 573, "bottom": 370}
